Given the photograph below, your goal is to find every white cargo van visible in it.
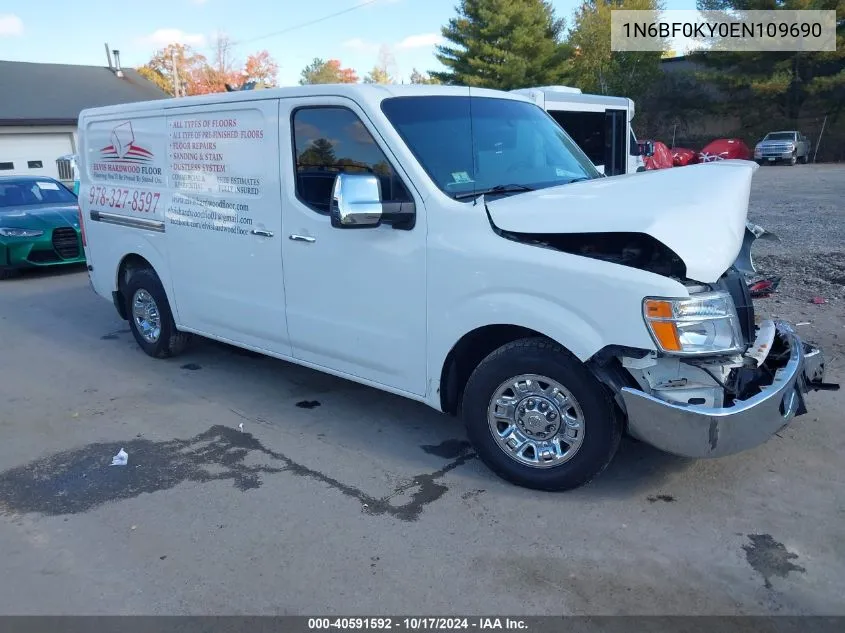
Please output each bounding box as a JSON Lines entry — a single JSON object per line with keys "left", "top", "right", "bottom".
{"left": 77, "top": 85, "right": 834, "bottom": 491}
{"left": 511, "top": 86, "right": 646, "bottom": 176}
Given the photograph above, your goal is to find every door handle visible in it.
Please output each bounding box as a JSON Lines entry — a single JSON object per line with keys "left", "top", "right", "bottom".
{"left": 251, "top": 229, "right": 274, "bottom": 238}
{"left": 289, "top": 234, "right": 316, "bottom": 243}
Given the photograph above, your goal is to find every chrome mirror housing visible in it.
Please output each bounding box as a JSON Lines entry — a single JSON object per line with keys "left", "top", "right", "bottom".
{"left": 330, "top": 173, "right": 383, "bottom": 228}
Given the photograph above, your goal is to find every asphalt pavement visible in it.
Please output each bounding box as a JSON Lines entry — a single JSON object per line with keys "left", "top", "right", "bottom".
{"left": 1, "top": 168, "right": 843, "bottom": 615}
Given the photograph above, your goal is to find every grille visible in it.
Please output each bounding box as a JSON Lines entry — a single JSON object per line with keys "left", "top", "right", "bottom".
{"left": 760, "top": 143, "right": 792, "bottom": 154}
{"left": 52, "top": 227, "right": 80, "bottom": 259}
{"left": 27, "top": 250, "right": 61, "bottom": 263}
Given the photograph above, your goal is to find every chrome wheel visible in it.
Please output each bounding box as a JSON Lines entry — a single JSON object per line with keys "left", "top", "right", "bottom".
{"left": 487, "top": 374, "right": 585, "bottom": 469}
{"left": 132, "top": 289, "right": 161, "bottom": 344}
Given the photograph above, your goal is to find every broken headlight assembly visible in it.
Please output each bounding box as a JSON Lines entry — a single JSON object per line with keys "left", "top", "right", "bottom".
{"left": 643, "top": 291, "right": 744, "bottom": 356}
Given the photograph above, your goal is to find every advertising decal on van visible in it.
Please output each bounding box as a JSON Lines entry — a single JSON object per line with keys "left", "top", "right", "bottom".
{"left": 99, "top": 122, "right": 155, "bottom": 164}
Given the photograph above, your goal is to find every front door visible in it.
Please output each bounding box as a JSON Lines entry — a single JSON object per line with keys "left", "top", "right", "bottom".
{"left": 279, "top": 97, "right": 428, "bottom": 396}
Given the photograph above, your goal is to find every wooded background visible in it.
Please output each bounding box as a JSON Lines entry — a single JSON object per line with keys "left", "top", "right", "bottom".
{"left": 137, "top": 0, "right": 845, "bottom": 161}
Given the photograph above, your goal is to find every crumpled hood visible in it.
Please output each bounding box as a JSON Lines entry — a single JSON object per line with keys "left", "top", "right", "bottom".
{"left": 0, "top": 204, "right": 79, "bottom": 231}
{"left": 485, "top": 160, "right": 758, "bottom": 283}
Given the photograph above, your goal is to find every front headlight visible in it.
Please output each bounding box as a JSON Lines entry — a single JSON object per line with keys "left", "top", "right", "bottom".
{"left": 0, "top": 227, "right": 44, "bottom": 238}
{"left": 643, "top": 291, "right": 743, "bottom": 355}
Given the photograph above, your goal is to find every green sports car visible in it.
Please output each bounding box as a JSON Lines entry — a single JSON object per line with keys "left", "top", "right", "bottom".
{"left": 0, "top": 175, "right": 85, "bottom": 279}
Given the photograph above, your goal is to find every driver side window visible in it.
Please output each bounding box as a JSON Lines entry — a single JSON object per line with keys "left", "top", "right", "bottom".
{"left": 292, "top": 106, "right": 411, "bottom": 214}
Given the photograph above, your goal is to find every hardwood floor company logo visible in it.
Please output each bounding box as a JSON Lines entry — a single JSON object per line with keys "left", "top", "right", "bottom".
{"left": 99, "top": 122, "right": 155, "bottom": 164}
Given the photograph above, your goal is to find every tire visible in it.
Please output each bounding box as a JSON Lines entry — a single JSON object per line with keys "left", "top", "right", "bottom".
{"left": 0, "top": 268, "right": 18, "bottom": 280}
{"left": 124, "top": 267, "right": 191, "bottom": 358}
{"left": 800, "top": 154, "right": 809, "bottom": 164}
{"left": 461, "top": 337, "right": 622, "bottom": 491}
{"left": 789, "top": 152, "right": 797, "bottom": 166}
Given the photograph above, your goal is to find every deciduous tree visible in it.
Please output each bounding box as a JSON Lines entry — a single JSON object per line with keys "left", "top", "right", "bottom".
{"left": 137, "top": 41, "right": 279, "bottom": 95}
{"left": 243, "top": 50, "right": 279, "bottom": 87}
{"left": 410, "top": 68, "right": 441, "bottom": 84}
{"left": 137, "top": 43, "right": 208, "bottom": 96}
{"left": 299, "top": 58, "right": 359, "bottom": 84}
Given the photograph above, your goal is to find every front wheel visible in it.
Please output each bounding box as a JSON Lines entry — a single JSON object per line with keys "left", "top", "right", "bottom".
{"left": 462, "top": 338, "right": 622, "bottom": 491}
{"left": 789, "top": 152, "right": 797, "bottom": 166}
{"left": 124, "top": 267, "right": 191, "bottom": 358}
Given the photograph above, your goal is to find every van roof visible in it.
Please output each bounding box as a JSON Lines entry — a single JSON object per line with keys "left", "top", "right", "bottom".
{"left": 78, "top": 84, "right": 531, "bottom": 119}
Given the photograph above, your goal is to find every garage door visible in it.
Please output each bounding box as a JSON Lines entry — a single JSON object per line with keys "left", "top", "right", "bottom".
{"left": 0, "top": 133, "right": 74, "bottom": 180}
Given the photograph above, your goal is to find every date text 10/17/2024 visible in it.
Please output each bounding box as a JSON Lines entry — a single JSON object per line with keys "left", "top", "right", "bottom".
{"left": 308, "top": 618, "right": 528, "bottom": 631}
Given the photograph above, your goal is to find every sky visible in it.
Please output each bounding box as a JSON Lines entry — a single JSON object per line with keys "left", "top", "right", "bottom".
{"left": 0, "top": 0, "right": 698, "bottom": 86}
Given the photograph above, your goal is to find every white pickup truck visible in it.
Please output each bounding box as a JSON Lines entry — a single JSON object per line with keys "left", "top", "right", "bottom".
{"left": 76, "top": 85, "right": 835, "bottom": 491}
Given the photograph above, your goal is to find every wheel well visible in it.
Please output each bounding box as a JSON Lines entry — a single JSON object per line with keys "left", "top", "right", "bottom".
{"left": 440, "top": 325, "right": 544, "bottom": 415}
{"left": 117, "top": 254, "right": 154, "bottom": 291}
{"left": 114, "top": 254, "right": 155, "bottom": 320}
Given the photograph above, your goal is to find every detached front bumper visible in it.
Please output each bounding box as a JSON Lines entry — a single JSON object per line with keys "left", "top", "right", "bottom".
{"left": 620, "top": 321, "right": 836, "bottom": 458}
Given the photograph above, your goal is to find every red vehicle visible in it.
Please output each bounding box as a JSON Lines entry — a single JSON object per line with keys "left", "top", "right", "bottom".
{"left": 671, "top": 147, "right": 698, "bottom": 167}
{"left": 640, "top": 140, "right": 674, "bottom": 170}
{"left": 698, "top": 138, "right": 752, "bottom": 163}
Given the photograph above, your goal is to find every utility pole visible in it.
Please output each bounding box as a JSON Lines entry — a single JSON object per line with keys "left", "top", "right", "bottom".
{"left": 171, "top": 47, "right": 181, "bottom": 97}
{"left": 814, "top": 115, "right": 827, "bottom": 164}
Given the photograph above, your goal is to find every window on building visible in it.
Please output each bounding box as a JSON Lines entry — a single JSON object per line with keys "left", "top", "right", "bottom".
{"left": 27, "top": 160, "right": 43, "bottom": 169}
{"left": 0, "top": 162, "right": 14, "bottom": 171}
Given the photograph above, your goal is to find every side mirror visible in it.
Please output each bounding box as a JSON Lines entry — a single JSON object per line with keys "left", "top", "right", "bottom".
{"left": 329, "top": 172, "right": 417, "bottom": 230}
{"left": 639, "top": 141, "right": 655, "bottom": 157}
{"left": 330, "top": 173, "right": 383, "bottom": 228}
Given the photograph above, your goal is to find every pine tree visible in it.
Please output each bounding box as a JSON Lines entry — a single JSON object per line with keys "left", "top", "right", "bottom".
{"left": 566, "top": 0, "right": 664, "bottom": 101}
{"left": 691, "top": 0, "right": 845, "bottom": 122}
{"left": 431, "top": 0, "right": 571, "bottom": 89}
{"left": 298, "top": 138, "right": 337, "bottom": 168}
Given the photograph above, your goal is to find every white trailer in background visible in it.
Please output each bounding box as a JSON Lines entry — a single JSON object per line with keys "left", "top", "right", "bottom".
{"left": 512, "top": 86, "right": 646, "bottom": 176}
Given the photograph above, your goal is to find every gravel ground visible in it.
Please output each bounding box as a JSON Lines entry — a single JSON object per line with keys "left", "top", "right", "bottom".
{"left": 746, "top": 164, "right": 845, "bottom": 373}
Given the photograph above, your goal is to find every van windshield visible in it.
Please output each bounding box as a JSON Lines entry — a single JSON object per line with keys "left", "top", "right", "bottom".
{"left": 380, "top": 96, "right": 600, "bottom": 200}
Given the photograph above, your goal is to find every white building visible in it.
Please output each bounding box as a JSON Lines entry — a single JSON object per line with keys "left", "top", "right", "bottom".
{"left": 0, "top": 55, "right": 167, "bottom": 185}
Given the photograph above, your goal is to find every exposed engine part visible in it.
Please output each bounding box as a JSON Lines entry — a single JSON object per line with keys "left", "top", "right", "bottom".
{"left": 498, "top": 230, "right": 687, "bottom": 279}
{"left": 621, "top": 354, "right": 742, "bottom": 408}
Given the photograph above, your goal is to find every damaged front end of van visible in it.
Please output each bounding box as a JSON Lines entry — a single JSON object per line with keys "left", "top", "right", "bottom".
{"left": 486, "top": 160, "right": 838, "bottom": 459}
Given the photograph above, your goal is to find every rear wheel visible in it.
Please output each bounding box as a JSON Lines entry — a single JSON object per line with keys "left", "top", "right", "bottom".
{"left": 461, "top": 337, "right": 622, "bottom": 491}
{"left": 124, "top": 267, "right": 191, "bottom": 358}
{"left": 800, "top": 153, "right": 809, "bottom": 164}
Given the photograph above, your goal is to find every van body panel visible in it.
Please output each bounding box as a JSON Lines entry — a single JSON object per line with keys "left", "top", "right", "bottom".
{"left": 279, "top": 96, "right": 429, "bottom": 396}
{"left": 76, "top": 85, "right": 834, "bottom": 490}
{"left": 424, "top": 206, "right": 687, "bottom": 393}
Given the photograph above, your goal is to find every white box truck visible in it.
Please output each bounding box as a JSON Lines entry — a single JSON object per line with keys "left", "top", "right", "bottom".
{"left": 511, "top": 85, "right": 647, "bottom": 176}
{"left": 76, "top": 84, "right": 834, "bottom": 491}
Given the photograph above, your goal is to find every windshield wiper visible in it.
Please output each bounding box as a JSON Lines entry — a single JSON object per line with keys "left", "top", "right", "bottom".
{"left": 453, "top": 184, "right": 534, "bottom": 200}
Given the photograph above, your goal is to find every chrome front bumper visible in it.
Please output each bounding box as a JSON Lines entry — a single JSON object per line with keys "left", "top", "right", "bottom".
{"left": 620, "top": 321, "right": 833, "bottom": 458}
